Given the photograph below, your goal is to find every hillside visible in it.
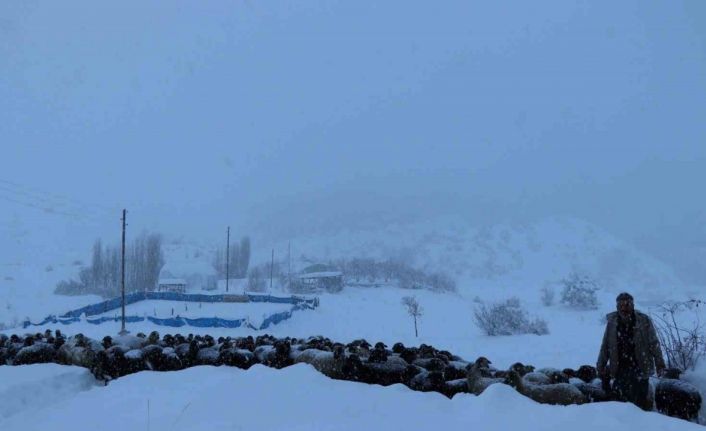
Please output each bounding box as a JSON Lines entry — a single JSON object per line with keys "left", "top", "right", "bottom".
{"left": 258, "top": 216, "right": 684, "bottom": 300}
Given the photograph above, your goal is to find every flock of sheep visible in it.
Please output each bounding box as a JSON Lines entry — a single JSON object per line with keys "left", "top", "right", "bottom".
{"left": 0, "top": 330, "right": 701, "bottom": 423}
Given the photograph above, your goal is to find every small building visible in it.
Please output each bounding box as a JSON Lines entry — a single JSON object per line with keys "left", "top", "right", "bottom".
{"left": 296, "top": 270, "right": 343, "bottom": 293}
{"left": 158, "top": 260, "right": 218, "bottom": 292}
{"left": 157, "top": 278, "right": 187, "bottom": 293}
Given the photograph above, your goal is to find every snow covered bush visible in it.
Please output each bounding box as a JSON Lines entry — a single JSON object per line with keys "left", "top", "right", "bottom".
{"left": 474, "top": 297, "right": 549, "bottom": 336}
{"left": 540, "top": 286, "right": 555, "bottom": 307}
{"left": 560, "top": 272, "right": 599, "bottom": 310}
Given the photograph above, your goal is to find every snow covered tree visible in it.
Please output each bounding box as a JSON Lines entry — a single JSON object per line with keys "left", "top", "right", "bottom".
{"left": 560, "top": 272, "right": 599, "bottom": 310}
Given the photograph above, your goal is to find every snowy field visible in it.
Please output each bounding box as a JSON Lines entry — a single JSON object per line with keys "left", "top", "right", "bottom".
{"left": 0, "top": 364, "right": 702, "bottom": 431}
{"left": 3, "top": 285, "right": 705, "bottom": 429}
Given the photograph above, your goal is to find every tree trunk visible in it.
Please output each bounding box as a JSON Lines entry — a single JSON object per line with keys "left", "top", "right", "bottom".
{"left": 414, "top": 316, "right": 418, "bottom": 337}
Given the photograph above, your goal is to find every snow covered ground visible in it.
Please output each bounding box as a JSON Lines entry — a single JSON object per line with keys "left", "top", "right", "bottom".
{"left": 0, "top": 364, "right": 701, "bottom": 431}
{"left": 5, "top": 285, "right": 705, "bottom": 428}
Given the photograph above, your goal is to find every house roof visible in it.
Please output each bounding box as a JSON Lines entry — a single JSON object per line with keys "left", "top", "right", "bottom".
{"left": 158, "top": 278, "right": 188, "bottom": 285}
{"left": 297, "top": 271, "right": 342, "bottom": 279}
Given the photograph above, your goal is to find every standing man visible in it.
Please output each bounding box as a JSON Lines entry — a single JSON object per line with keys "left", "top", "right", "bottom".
{"left": 597, "top": 292, "right": 666, "bottom": 410}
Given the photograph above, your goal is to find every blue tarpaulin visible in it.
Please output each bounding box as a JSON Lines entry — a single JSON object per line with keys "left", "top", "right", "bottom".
{"left": 24, "top": 292, "right": 318, "bottom": 330}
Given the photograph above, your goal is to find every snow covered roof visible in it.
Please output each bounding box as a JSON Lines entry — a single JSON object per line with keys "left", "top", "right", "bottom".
{"left": 297, "top": 271, "right": 342, "bottom": 279}
{"left": 158, "top": 278, "right": 187, "bottom": 285}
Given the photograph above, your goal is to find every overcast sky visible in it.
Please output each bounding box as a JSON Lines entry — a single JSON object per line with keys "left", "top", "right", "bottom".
{"left": 1, "top": 1, "right": 705, "bottom": 281}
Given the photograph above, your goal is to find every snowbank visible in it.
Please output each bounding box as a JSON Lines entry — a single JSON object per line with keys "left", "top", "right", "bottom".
{"left": 0, "top": 364, "right": 700, "bottom": 431}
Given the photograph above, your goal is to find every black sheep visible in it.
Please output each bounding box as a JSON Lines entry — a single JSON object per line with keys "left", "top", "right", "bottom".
{"left": 576, "top": 365, "right": 597, "bottom": 383}
{"left": 219, "top": 347, "right": 255, "bottom": 369}
{"left": 367, "top": 343, "right": 389, "bottom": 363}
{"left": 392, "top": 342, "right": 405, "bottom": 354}
{"left": 655, "top": 371, "right": 702, "bottom": 422}
{"left": 13, "top": 342, "right": 56, "bottom": 365}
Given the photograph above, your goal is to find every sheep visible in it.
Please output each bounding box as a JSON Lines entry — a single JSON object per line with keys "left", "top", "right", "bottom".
{"left": 196, "top": 345, "right": 220, "bottom": 366}
{"left": 13, "top": 342, "right": 56, "bottom": 365}
{"left": 124, "top": 349, "right": 147, "bottom": 374}
{"left": 537, "top": 367, "right": 570, "bottom": 384}
{"left": 408, "top": 369, "right": 446, "bottom": 394}
{"left": 509, "top": 362, "right": 535, "bottom": 376}
{"left": 392, "top": 342, "right": 405, "bottom": 354}
{"left": 505, "top": 370, "right": 587, "bottom": 405}
{"left": 0, "top": 347, "right": 8, "bottom": 365}
{"left": 57, "top": 334, "right": 99, "bottom": 368}
{"left": 413, "top": 357, "right": 447, "bottom": 373}
{"left": 466, "top": 357, "right": 504, "bottom": 395}
{"left": 112, "top": 334, "right": 146, "bottom": 350}
{"left": 399, "top": 348, "right": 418, "bottom": 365}
{"left": 219, "top": 347, "right": 255, "bottom": 369}
{"left": 444, "top": 360, "right": 470, "bottom": 381}
{"left": 93, "top": 346, "right": 130, "bottom": 383}
{"left": 367, "top": 343, "right": 389, "bottom": 363}
{"left": 570, "top": 380, "right": 610, "bottom": 403}
{"left": 143, "top": 345, "right": 168, "bottom": 371}
{"left": 346, "top": 339, "right": 371, "bottom": 358}
{"left": 523, "top": 372, "right": 552, "bottom": 385}
{"left": 417, "top": 344, "right": 437, "bottom": 359}
{"left": 443, "top": 379, "right": 469, "bottom": 398}
{"left": 655, "top": 372, "right": 702, "bottom": 422}
{"left": 162, "top": 334, "right": 176, "bottom": 348}
{"left": 358, "top": 356, "right": 410, "bottom": 386}
{"left": 257, "top": 340, "right": 293, "bottom": 369}
{"left": 175, "top": 340, "right": 200, "bottom": 368}
{"left": 576, "top": 365, "right": 597, "bottom": 383}
{"left": 235, "top": 336, "right": 255, "bottom": 352}
{"left": 146, "top": 331, "right": 160, "bottom": 346}
{"left": 101, "top": 336, "right": 113, "bottom": 350}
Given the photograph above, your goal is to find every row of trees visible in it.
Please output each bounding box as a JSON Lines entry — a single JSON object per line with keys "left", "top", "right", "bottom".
{"left": 213, "top": 236, "right": 251, "bottom": 279}
{"left": 55, "top": 233, "right": 164, "bottom": 297}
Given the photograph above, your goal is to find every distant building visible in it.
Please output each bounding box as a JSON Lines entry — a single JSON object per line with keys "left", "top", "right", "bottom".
{"left": 158, "top": 260, "right": 218, "bottom": 292}
{"left": 296, "top": 264, "right": 343, "bottom": 292}
{"left": 157, "top": 278, "right": 187, "bottom": 293}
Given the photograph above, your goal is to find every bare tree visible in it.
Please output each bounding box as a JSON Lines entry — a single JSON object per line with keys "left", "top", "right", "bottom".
{"left": 402, "top": 296, "right": 423, "bottom": 337}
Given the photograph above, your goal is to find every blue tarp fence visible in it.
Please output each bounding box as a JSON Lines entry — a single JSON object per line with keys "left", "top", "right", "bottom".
{"left": 24, "top": 292, "right": 319, "bottom": 330}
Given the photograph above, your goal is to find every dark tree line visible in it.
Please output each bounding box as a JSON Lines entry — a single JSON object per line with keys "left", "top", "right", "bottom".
{"left": 213, "top": 236, "right": 251, "bottom": 279}
{"left": 328, "top": 257, "right": 456, "bottom": 292}
{"left": 55, "top": 233, "right": 164, "bottom": 298}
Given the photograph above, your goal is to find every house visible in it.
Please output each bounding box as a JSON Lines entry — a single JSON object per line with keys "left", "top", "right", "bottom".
{"left": 296, "top": 264, "right": 343, "bottom": 293}
{"left": 157, "top": 278, "right": 187, "bottom": 293}
{"left": 157, "top": 260, "right": 218, "bottom": 292}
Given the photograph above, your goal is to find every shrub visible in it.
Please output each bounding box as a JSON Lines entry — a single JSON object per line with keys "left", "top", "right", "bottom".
{"left": 540, "top": 286, "right": 555, "bottom": 307}
{"left": 560, "top": 272, "right": 599, "bottom": 309}
{"left": 474, "top": 297, "right": 549, "bottom": 336}
{"left": 651, "top": 300, "right": 706, "bottom": 371}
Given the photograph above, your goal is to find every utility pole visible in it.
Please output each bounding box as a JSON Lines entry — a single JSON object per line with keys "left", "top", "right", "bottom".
{"left": 270, "top": 248, "right": 274, "bottom": 290}
{"left": 225, "top": 226, "right": 230, "bottom": 293}
{"left": 119, "top": 209, "right": 128, "bottom": 335}
{"left": 288, "top": 241, "right": 291, "bottom": 289}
